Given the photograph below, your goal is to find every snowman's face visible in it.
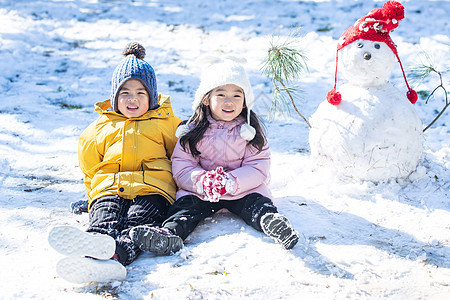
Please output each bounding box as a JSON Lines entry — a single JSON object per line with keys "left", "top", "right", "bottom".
{"left": 339, "top": 39, "right": 396, "bottom": 87}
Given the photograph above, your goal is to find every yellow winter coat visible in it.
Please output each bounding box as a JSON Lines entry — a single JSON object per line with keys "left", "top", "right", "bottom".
{"left": 78, "top": 94, "right": 181, "bottom": 210}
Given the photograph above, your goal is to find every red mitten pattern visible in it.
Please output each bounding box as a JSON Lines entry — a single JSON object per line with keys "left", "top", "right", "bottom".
{"left": 202, "top": 170, "right": 218, "bottom": 202}
{"left": 212, "top": 167, "right": 227, "bottom": 195}
{"left": 197, "top": 167, "right": 236, "bottom": 202}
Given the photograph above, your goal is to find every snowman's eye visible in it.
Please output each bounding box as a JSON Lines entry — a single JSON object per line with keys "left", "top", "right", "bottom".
{"left": 374, "top": 43, "right": 380, "bottom": 49}
{"left": 357, "top": 43, "right": 364, "bottom": 48}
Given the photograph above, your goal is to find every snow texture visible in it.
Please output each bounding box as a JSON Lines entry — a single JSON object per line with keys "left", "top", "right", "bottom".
{"left": 309, "top": 39, "right": 423, "bottom": 181}
{"left": 0, "top": 0, "right": 449, "bottom": 299}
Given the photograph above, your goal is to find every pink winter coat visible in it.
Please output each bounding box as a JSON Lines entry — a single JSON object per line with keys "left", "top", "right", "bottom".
{"left": 171, "top": 114, "right": 272, "bottom": 200}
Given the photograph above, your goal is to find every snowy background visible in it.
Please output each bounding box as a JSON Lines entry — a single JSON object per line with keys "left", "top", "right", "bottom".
{"left": 0, "top": 0, "right": 449, "bottom": 299}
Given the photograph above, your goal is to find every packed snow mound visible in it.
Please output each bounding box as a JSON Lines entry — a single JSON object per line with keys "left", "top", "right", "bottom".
{"left": 309, "top": 82, "right": 423, "bottom": 181}
{"left": 309, "top": 40, "right": 423, "bottom": 182}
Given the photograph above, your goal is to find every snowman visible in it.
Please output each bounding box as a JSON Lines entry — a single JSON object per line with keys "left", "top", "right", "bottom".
{"left": 309, "top": 1, "right": 423, "bottom": 182}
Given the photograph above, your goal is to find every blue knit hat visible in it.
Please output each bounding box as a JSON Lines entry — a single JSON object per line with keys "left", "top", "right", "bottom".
{"left": 111, "top": 42, "right": 158, "bottom": 111}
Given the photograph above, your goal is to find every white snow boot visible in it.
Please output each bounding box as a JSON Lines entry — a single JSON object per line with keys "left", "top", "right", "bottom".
{"left": 48, "top": 225, "right": 116, "bottom": 260}
{"left": 49, "top": 225, "right": 126, "bottom": 283}
{"left": 260, "top": 213, "right": 300, "bottom": 250}
{"left": 56, "top": 256, "right": 126, "bottom": 284}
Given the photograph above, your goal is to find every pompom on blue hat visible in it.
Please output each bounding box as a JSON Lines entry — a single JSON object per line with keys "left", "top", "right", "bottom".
{"left": 111, "top": 42, "right": 158, "bottom": 111}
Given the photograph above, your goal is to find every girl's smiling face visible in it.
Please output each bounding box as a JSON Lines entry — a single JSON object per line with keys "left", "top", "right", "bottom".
{"left": 203, "top": 84, "right": 245, "bottom": 122}
{"left": 117, "top": 79, "right": 150, "bottom": 118}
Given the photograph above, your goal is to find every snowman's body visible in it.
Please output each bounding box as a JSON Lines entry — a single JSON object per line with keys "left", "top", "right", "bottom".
{"left": 309, "top": 39, "right": 423, "bottom": 181}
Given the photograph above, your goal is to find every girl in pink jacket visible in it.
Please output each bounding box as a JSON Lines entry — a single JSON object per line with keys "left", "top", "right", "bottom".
{"left": 130, "top": 57, "right": 300, "bottom": 251}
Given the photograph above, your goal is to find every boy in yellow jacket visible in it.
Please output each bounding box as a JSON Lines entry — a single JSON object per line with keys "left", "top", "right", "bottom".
{"left": 48, "top": 42, "right": 183, "bottom": 284}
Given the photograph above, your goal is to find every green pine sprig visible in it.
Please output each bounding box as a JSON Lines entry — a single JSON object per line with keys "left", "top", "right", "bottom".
{"left": 261, "top": 34, "right": 311, "bottom": 128}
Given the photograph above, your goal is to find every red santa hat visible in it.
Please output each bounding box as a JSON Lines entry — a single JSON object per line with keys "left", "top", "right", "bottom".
{"left": 327, "top": 0, "right": 418, "bottom": 105}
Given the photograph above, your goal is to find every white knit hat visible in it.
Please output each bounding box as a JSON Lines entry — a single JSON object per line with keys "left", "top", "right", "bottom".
{"left": 176, "top": 56, "right": 256, "bottom": 141}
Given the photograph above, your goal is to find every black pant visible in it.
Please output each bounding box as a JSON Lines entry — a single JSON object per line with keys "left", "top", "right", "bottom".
{"left": 87, "top": 194, "right": 169, "bottom": 265}
{"left": 163, "top": 193, "right": 278, "bottom": 240}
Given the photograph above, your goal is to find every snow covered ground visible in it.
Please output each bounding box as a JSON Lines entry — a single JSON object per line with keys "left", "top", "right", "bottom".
{"left": 0, "top": 0, "right": 449, "bottom": 299}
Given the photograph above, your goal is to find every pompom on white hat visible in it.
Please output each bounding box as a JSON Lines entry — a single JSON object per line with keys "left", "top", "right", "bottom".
{"left": 175, "top": 56, "right": 256, "bottom": 141}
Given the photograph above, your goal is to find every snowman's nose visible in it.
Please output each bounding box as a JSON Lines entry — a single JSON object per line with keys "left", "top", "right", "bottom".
{"left": 364, "top": 52, "right": 372, "bottom": 60}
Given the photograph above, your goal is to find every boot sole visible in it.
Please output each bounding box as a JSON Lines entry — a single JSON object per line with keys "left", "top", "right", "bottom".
{"left": 48, "top": 225, "right": 115, "bottom": 260}
{"left": 261, "top": 214, "right": 300, "bottom": 250}
{"left": 56, "top": 256, "right": 126, "bottom": 284}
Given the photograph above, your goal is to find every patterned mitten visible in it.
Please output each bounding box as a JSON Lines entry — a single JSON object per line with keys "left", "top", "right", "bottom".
{"left": 201, "top": 170, "right": 219, "bottom": 202}
{"left": 198, "top": 167, "right": 237, "bottom": 202}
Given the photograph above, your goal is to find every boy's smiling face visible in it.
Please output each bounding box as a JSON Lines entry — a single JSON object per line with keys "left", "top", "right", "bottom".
{"left": 117, "top": 79, "right": 150, "bottom": 118}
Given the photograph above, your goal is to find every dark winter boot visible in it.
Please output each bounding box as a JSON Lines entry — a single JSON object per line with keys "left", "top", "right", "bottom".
{"left": 260, "top": 213, "right": 300, "bottom": 250}
{"left": 130, "top": 225, "right": 183, "bottom": 255}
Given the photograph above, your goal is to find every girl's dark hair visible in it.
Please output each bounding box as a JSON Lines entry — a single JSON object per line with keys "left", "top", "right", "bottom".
{"left": 180, "top": 94, "right": 267, "bottom": 157}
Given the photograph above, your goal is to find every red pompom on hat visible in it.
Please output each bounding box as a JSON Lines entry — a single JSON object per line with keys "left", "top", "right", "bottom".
{"left": 328, "top": 1, "right": 417, "bottom": 105}
{"left": 327, "top": 89, "right": 342, "bottom": 105}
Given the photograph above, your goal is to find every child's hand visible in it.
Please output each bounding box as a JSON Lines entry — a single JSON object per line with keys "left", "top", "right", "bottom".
{"left": 224, "top": 175, "right": 237, "bottom": 194}
{"left": 197, "top": 167, "right": 236, "bottom": 202}
{"left": 200, "top": 170, "right": 220, "bottom": 202}
{"left": 210, "top": 167, "right": 227, "bottom": 201}
{"left": 212, "top": 166, "right": 237, "bottom": 195}
{"left": 199, "top": 168, "right": 223, "bottom": 202}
